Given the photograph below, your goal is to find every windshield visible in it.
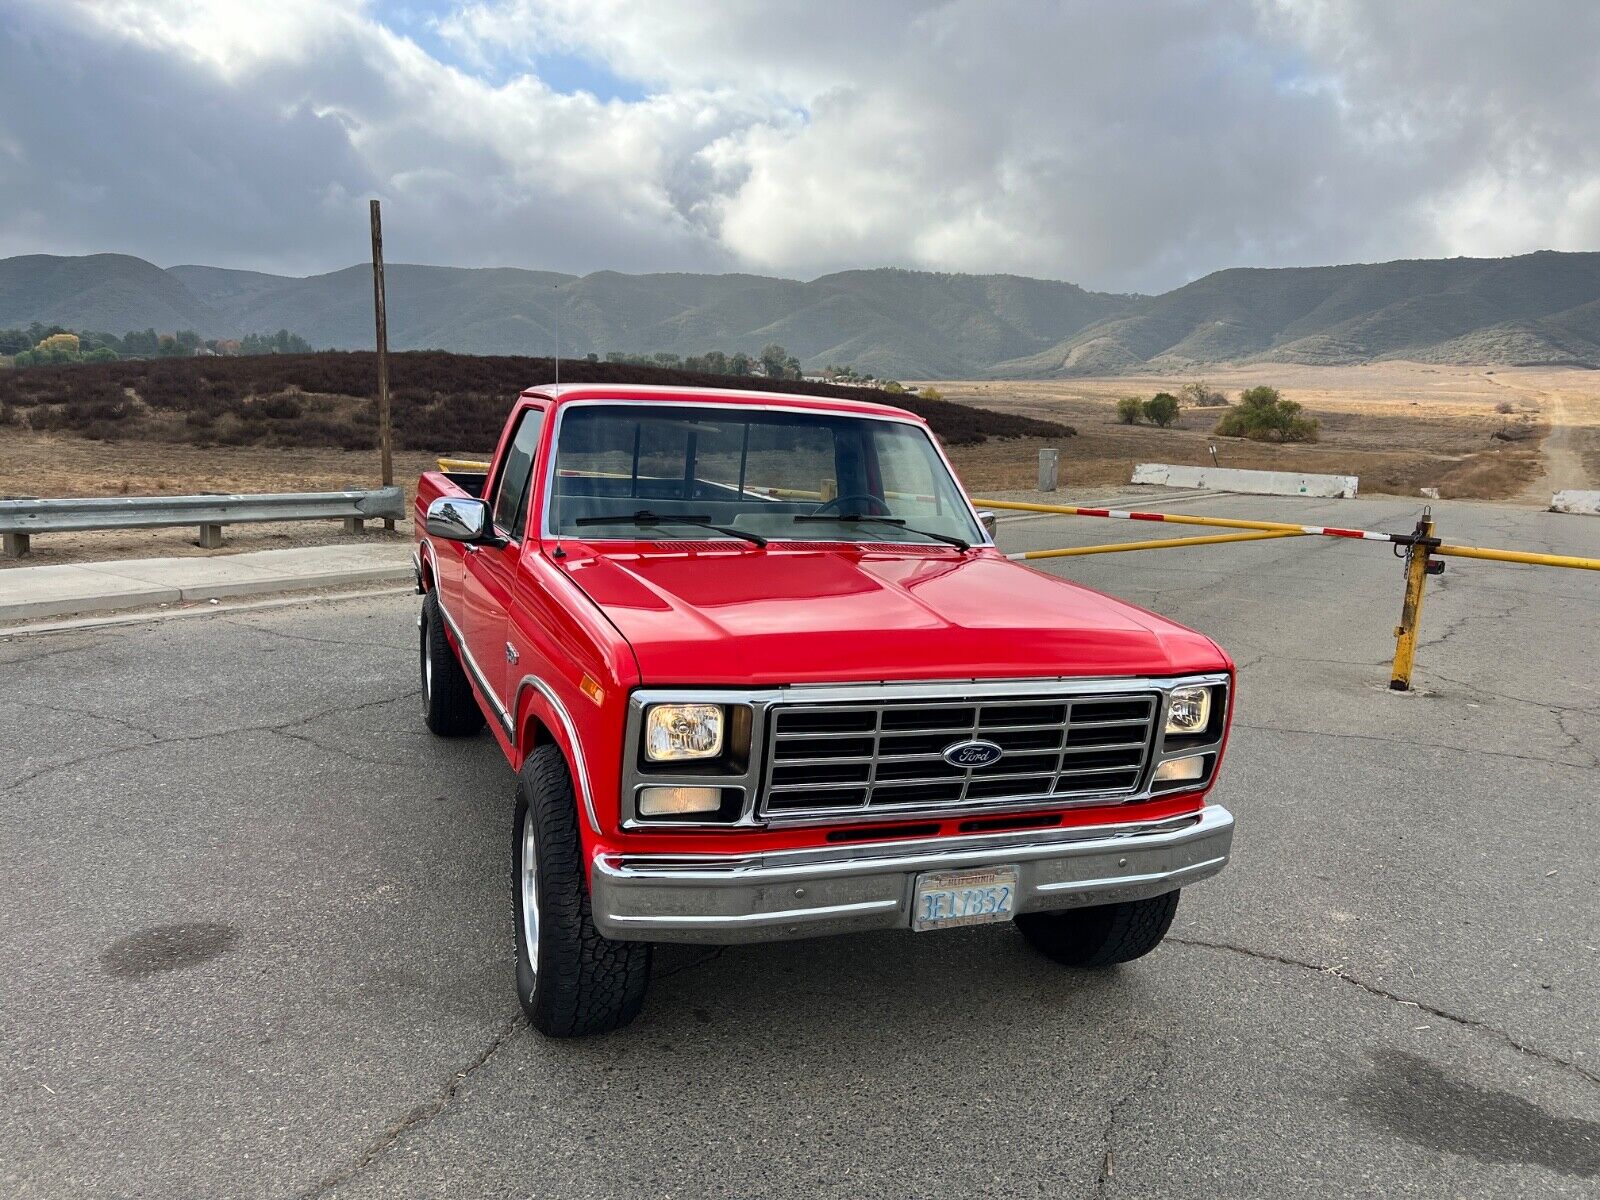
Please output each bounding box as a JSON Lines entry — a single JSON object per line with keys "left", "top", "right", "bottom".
{"left": 548, "top": 404, "right": 982, "bottom": 546}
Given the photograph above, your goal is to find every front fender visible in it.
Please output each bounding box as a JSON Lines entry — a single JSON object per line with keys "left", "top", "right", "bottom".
{"left": 512, "top": 675, "right": 603, "bottom": 837}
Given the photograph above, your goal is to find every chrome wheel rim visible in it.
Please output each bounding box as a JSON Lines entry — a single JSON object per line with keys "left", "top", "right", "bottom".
{"left": 519, "top": 817, "right": 539, "bottom": 980}
{"left": 422, "top": 632, "right": 433, "bottom": 707}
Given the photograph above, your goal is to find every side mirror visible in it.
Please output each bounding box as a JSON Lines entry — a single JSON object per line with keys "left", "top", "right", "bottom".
{"left": 426, "top": 496, "right": 490, "bottom": 543}
{"left": 977, "top": 509, "right": 998, "bottom": 539}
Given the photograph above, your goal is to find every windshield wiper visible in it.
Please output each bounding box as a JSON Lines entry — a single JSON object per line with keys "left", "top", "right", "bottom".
{"left": 574, "top": 509, "right": 767, "bottom": 546}
{"left": 792, "top": 513, "right": 969, "bottom": 550}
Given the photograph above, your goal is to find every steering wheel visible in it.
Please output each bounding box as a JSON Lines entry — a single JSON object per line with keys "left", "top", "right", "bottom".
{"left": 810, "top": 492, "right": 892, "bottom": 517}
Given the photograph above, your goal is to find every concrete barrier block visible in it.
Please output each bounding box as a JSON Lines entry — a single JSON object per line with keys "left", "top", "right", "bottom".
{"left": 1551, "top": 490, "right": 1600, "bottom": 515}
{"left": 1132, "top": 463, "right": 1358, "bottom": 499}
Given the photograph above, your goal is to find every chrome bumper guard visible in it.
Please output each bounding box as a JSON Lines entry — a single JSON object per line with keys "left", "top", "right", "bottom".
{"left": 590, "top": 804, "right": 1234, "bottom": 944}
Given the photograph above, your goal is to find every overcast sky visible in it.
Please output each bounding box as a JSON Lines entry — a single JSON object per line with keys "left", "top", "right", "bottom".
{"left": 2, "top": 0, "right": 1597, "bottom": 293}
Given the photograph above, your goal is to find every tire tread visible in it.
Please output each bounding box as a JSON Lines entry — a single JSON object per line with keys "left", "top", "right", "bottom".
{"left": 516, "top": 745, "right": 650, "bottom": 1037}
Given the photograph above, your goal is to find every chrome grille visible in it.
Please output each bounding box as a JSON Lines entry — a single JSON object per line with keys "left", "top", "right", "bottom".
{"left": 761, "top": 693, "right": 1159, "bottom": 818}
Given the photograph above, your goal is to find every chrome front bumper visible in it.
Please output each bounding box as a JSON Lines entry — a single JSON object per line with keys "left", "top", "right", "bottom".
{"left": 590, "top": 805, "right": 1234, "bottom": 944}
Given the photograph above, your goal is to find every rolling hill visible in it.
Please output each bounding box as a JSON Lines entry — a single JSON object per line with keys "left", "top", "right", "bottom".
{"left": 3, "top": 250, "right": 1598, "bottom": 377}
{"left": 996, "top": 251, "right": 1600, "bottom": 375}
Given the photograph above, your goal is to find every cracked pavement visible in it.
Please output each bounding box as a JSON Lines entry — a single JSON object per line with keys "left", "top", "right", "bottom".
{"left": 1, "top": 493, "right": 1597, "bottom": 1198}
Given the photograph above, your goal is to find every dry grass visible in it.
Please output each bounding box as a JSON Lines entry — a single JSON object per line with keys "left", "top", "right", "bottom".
{"left": 916, "top": 362, "right": 1599, "bottom": 501}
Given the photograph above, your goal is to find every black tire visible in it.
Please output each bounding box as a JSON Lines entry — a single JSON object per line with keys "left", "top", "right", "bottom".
{"left": 420, "top": 592, "right": 485, "bottom": 737}
{"left": 1015, "top": 890, "right": 1180, "bottom": 968}
{"left": 513, "top": 744, "right": 651, "bottom": 1037}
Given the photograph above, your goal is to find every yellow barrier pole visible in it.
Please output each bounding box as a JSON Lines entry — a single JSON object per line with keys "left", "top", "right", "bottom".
{"left": 1011, "top": 529, "right": 1306, "bottom": 559}
{"left": 1435, "top": 544, "right": 1600, "bottom": 572}
{"left": 1389, "top": 513, "right": 1436, "bottom": 691}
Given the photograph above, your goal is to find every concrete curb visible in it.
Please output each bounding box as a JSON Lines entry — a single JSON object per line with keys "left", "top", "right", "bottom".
{"left": 0, "top": 544, "right": 413, "bottom": 622}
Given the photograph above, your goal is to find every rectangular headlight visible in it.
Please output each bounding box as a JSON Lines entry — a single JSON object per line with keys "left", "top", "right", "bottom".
{"left": 644, "top": 703, "right": 724, "bottom": 761}
{"left": 1165, "top": 686, "right": 1212, "bottom": 736}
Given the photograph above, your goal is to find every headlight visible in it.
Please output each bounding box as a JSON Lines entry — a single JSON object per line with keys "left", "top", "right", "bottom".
{"left": 644, "top": 703, "right": 724, "bottom": 761}
{"left": 1165, "top": 686, "right": 1212, "bottom": 736}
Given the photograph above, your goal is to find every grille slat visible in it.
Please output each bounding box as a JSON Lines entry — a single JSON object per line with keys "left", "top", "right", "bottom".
{"left": 761, "top": 691, "right": 1158, "bottom": 818}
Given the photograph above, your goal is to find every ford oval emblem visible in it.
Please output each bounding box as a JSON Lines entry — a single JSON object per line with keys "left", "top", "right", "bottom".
{"left": 943, "top": 739, "right": 1004, "bottom": 769}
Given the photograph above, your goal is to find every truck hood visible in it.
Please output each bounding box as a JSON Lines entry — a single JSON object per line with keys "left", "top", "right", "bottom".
{"left": 560, "top": 543, "right": 1227, "bottom": 685}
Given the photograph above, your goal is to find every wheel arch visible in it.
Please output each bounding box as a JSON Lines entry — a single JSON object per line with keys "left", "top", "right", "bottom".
{"left": 512, "top": 675, "right": 602, "bottom": 836}
{"left": 416, "top": 537, "right": 439, "bottom": 593}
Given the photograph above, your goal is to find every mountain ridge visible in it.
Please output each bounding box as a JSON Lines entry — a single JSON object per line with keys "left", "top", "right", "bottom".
{"left": 3, "top": 251, "right": 1598, "bottom": 377}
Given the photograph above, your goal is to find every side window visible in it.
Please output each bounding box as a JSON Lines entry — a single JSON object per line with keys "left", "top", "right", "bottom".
{"left": 492, "top": 407, "right": 546, "bottom": 540}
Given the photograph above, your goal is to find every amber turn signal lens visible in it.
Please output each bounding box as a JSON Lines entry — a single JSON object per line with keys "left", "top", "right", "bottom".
{"left": 638, "top": 785, "right": 723, "bottom": 816}
{"left": 1152, "top": 756, "right": 1206, "bottom": 784}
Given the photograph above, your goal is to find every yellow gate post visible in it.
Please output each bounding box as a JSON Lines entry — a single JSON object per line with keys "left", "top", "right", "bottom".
{"left": 1390, "top": 512, "right": 1438, "bottom": 691}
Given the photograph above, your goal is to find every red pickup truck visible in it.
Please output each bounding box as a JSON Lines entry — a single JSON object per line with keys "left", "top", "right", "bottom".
{"left": 414, "top": 384, "right": 1235, "bottom": 1036}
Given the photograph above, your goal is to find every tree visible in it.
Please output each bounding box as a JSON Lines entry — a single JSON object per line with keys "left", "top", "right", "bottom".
{"left": 0, "top": 328, "right": 30, "bottom": 355}
{"left": 1213, "top": 385, "right": 1319, "bottom": 442}
{"left": 38, "top": 332, "right": 80, "bottom": 354}
{"left": 729, "top": 352, "right": 751, "bottom": 376}
{"left": 759, "top": 343, "right": 789, "bottom": 378}
{"left": 121, "top": 328, "right": 159, "bottom": 357}
{"left": 1143, "top": 392, "right": 1180, "bottom": 427}
{"left": 1180, "top": 381, "right": 1226, "bottom": 407}
{"left": 703, "top": 350, "right": 727, "bottom": 374}
{"left": 1115, "top": 396, "right": 1144, "bottom": 424}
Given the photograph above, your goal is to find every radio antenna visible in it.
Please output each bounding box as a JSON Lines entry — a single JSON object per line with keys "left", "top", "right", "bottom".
{"left": 553, "top": 283, "right": 560, "bottom": 389}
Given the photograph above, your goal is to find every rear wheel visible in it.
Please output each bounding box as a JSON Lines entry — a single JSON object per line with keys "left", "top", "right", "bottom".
{"left": 513, "top": 744, "right": 651, "bottom": 1037}
{"left": 420, "top": 592, "right": 485, "bottom": 737}
{"left": 1015, "top": 891, "right": 1180, "bottom": 968}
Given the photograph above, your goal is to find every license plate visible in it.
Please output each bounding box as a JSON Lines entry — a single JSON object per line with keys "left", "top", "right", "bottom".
{"left": 911, "top": 866, "right": 1019, "bottom": 932}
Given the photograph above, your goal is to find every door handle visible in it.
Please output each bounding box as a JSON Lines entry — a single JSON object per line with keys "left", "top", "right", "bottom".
{"left": 505, "top": 643, "right": 519, "bottom": 665}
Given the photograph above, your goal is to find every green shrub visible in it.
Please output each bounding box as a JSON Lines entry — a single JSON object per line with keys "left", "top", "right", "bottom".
{"left": 1143, "top": 392, "right": 1180, "bottom": 427}
{"left": 1213, "top": 386, "right": 1319, "bottom": 442}
{"left": 1116, "top": 396, "right": 1144, "bottom": 424}
{"left": 1180, "top": 381, "right": 1227, "bottom": 407}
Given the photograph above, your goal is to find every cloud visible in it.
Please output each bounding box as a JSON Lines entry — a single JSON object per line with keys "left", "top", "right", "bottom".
{"left": 1, "top": 0, "right": 1597, "bottom": 290}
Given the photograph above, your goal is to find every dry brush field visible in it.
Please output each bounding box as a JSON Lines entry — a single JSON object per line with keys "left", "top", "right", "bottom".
{"left": 2, "top": 359, "right": 1596, "bottom": 565}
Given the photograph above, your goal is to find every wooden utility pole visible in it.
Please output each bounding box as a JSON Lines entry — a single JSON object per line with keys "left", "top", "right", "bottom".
{"left": 369, "top": 199, "right": 394, "bottom": 529}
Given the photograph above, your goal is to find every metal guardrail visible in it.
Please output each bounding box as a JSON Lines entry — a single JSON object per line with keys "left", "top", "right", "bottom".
{"left": 0, "top": 487, "right": 406, "bottom": 556}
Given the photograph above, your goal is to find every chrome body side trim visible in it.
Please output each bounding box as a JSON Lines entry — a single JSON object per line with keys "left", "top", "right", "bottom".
{"left": 590, "top": 804, "right": 1235, "bottom": 943}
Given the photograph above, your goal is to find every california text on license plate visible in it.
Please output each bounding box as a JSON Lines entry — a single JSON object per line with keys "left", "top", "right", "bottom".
{"left": 911, "top": 865, "right": 1019, "bottom": 931}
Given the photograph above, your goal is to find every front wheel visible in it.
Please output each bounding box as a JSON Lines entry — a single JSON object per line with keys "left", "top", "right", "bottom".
{"left": 513, "top": 745, "right": 651, "bottom": 1037}
{"left": 1014, "top": 890, "right": 1180, "bottom": 968}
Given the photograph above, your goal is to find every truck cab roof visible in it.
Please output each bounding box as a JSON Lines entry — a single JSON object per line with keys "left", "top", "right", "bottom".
{"left": 519, "top": 382, "right": 925, "bottom": 425}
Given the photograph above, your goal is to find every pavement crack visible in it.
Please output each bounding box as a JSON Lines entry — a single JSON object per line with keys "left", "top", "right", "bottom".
{"left": 221, "top": 617, "right": 407, "bottom": 651}
{"left": 652, "top": 946, "right": 726, "bottom": 981}
{"left": 298, "top": 1011, "right": 526, "bottom": 1200}
{"left": 30, "top": 697, "right": 165, "bottom": 740}
{"left": 1, "top": 688, "right": 421, "bottom": 794}
{"left": 1097, "top": 1040, "right": 1172, "bottom": 1196}
{"left": 1233, "top": 721, "right": 1594, "bottom": 770}
{"left": 0, "top": 635, "right": 112, "bottom": 666}
{"left": 1169, "top": 937, "right": 1599, "bottom": 1088}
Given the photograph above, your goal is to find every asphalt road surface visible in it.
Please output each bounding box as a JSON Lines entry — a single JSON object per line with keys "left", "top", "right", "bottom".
{"left": 3, "top": 490, "right": 1597, "bottom": 1198}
